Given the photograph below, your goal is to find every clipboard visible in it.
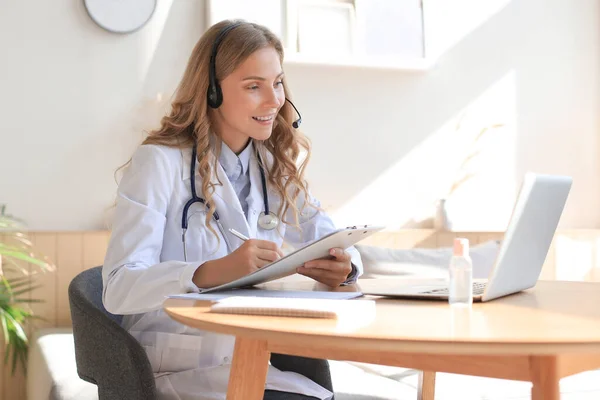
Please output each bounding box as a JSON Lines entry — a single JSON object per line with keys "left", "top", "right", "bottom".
{"left": 199, "top": 225, "right": 385, "bottom": 293}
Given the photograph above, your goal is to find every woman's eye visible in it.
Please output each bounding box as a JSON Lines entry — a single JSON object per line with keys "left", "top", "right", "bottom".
{"left": 247, "top": 81, "right": 283, "bottom": 90}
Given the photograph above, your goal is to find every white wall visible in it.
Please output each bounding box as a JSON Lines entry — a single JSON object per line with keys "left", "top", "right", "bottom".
{"left": 1, "top": 0, "right": 598, "bottom": 231}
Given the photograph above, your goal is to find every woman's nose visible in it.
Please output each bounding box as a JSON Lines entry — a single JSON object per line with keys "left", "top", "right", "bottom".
{"left": 263, "top": 88, "right": 282, "bottom": 108}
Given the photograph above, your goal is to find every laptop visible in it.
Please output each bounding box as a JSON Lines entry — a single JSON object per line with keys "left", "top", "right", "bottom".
{"left": 362, "top": 173, "right": 573, "bottom": 302}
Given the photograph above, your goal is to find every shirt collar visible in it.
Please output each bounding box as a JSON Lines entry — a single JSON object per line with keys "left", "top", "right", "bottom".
{"left": 238, "top": 140, "right": 252, "bottom": 175}
{"left": 219, "top": 140, "right": 252, "bottom": 179}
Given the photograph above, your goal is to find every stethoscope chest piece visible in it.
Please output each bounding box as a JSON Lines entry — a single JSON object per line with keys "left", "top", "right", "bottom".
{"left": 258, "top": 211, "right": 279, "bottom": 230}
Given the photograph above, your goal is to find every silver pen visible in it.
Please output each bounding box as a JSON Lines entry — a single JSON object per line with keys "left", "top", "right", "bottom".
{"left": 228, "top": 228, "right": 250, "bottom": 242}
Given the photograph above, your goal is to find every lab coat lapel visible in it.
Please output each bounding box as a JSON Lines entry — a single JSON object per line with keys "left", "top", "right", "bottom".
{"left": 181, "top": 148, "right": 251, "bottom": 240}
{"left": 213, "top": 161, "right": 252, "bottom": 239}
{"left": 247, "top": 153, "right": 264, "bottom": 238}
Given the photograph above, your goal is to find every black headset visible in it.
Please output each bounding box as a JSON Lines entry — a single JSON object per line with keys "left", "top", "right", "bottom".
{"left": 206, "top": 21, "right": 302, "bottom": 129}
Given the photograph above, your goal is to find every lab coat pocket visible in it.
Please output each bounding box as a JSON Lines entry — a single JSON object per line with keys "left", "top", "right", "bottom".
{"left": 155, "top": 332, "right": 205, "bottom": 373}
{"left": 185, "top": 210, "right": 224, "bottom": 260}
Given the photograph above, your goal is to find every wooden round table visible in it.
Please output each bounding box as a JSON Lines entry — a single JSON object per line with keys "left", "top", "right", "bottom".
{"left": 164, "top": 279, "right": 600, "bottom": 400}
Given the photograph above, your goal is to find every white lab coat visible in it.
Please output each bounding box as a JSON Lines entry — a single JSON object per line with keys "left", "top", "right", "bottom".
{"left": 102, "top": 144, "right": 363, "bottom": 400}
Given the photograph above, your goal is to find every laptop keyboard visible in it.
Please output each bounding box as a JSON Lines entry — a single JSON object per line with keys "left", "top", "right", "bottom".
{"left": 420, "top": 281, "right": 487, "bottom": 296}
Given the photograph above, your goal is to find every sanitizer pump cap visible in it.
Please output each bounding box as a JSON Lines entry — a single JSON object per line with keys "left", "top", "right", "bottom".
{"left": 453, "top": 238, "right": 469, "bottom": 257}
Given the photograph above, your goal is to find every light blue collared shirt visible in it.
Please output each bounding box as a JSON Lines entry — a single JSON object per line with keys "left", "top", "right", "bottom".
{"left": 218, "top": 140, "right": 252, "bottom": 219}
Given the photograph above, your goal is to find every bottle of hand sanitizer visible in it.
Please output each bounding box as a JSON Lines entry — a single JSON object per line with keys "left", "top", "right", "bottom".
{"left": 449, "top": 238, "right": 473, "bottom": 306}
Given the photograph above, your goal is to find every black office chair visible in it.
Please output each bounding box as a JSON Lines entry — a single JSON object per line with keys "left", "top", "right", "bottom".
{"left": 68, "top": 266, "right": 157, "bottom": 400}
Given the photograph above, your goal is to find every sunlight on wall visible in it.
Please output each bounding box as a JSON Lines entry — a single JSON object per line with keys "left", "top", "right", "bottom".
{"left": 331, "top": 70, "right": 518, "bottom": 231}
{"left": 129, "top": 1, "right": 177, "bottom": 140}
{"left": 139, "top": 0, "right": 174, "bottom": 82}
{"left": 443, "top": 70, "right": 518, "bottom": 231}
{"left": 554, "top": 235, "right": 600, "bottom": 281}
{"left": 423, "top": 0, "right": 512, "bottom": 60}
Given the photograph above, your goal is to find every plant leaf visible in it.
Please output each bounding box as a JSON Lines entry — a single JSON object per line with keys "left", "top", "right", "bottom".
{"left": 5, "top": 276, "right": 32, "bottom": 286}
{"left": 4, "top": 310, "right": 27, "bottom": 343}
{"left": 4, "top": 280, "right": 33, "bottom": 292}
{"left": 0, "top": 310, "right": 9, "bottom": 347}
{"left": 13, "top": 299, "right": 44, "bottom": 304}
{"left": 0, "top": 250, "right": 49, "bottom": 266}
{"left": 10, "top": 285, "right": 42, "bottom": 298}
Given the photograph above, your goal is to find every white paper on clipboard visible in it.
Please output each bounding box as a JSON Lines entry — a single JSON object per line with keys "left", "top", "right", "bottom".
{"left": 198, "top": 225, "right": 385, "bottom": 293}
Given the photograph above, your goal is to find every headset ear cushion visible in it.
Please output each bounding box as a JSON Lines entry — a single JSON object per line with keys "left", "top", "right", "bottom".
{"left": 207, "top": 86, "right": 217, "bottom": 108}
{"left": 214, "top": 85, "right": 223, "bottom": 107}
{"left": 207, "top": 84, "right": 223, "bottom": 108}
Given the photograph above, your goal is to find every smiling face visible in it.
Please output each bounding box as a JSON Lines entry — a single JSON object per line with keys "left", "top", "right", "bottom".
{"left": 211, "top": 46, "right": 285, "bottom": 154}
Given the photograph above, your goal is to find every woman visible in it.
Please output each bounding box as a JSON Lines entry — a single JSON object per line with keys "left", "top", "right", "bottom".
{"left": 102, "top": 19, "right": 363, "bottom": 400}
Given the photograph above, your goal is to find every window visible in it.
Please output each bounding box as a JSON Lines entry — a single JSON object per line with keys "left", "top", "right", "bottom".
{"left": 206, "top": 0, "right": 430, "bottom": 70}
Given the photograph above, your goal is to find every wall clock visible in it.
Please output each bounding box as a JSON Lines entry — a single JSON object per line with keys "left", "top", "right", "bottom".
{"left": 84, "top": 0, "right": 157, "bottom": 34}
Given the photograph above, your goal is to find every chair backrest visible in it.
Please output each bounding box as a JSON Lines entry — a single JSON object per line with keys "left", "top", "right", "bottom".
{"left": 68, "top": 266, "right": 157, "bottom": 400}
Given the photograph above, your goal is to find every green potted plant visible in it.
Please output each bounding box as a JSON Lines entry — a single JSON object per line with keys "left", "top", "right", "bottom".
{"left": 0, "top": 205, "right": 54, "bottom": 375}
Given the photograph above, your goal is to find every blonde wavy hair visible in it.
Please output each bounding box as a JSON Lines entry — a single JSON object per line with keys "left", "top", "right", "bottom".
{"left": 128, "top": 20, "right": 316, "bottom": 241}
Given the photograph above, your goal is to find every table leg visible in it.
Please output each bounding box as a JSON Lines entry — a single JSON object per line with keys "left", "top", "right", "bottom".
{"left": 227, "top": 337, "right": 270, "bottom": 400}
{"left": 530, "top": 356, "right": 560, "bottom": 400}
{"left": 417, "top": 371, "right": 436, "bottom": 400}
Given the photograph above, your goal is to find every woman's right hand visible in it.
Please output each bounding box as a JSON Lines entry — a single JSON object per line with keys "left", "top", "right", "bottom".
{"left": 226, "top": 239, "right": 284, "bottom": 275}
{"left": 193, "top": 239, "right": 284, "bottom": 288}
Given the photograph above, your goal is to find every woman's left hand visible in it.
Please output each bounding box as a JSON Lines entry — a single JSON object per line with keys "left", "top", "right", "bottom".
{"left": 297, "top": 248, "right": 353, "bottom": 288}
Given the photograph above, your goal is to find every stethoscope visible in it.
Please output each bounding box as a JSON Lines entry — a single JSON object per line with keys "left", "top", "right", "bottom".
{"left": 181, "top": 144, "right": 280, "bottom": 261}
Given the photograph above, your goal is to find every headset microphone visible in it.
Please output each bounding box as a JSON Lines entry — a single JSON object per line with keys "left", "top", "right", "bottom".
{"left": 285, "top": 98, "right": 302, "bottom": 129}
